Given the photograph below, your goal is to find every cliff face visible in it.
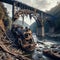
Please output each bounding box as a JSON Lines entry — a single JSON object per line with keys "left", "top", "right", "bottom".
{"left": 0, "top": 2, "right": 9, "bottom": 31}
{"left": 47, "top": 4, "right": 60, "bottom": 33}
{"left": 0, "top": 21, "right": 31, "bottom": 60}
{"left": 47, "top": 4, "right": 60, "bottom": 18}
{"left": 0, "top": 19, "right": 5, "bottom": 31}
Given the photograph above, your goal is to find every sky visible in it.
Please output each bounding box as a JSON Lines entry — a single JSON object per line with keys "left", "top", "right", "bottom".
{"left": 3, "top": 0, "right": 60, "bottom": 25}
{"left": 17, "top": 0, "right": 60, "bottom": 11}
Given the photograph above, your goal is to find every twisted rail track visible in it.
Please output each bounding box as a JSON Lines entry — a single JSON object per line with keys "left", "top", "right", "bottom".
{"left": 0, "top": 29, "right": 31, "bottom": 60}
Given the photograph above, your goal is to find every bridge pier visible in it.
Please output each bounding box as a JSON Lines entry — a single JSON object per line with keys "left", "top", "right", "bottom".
{"left": 41, "top": 13, "right": 45, "bottom": 38}
{"left": 12, "top": 1, "right": 15, "bottom": 21}
{"left": 36, "top": 13, "right": 45, "bottom": 38}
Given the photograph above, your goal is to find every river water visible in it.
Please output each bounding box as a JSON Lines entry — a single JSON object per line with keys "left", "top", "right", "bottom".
{"left": 32, "top": 33, "right": 60, "bottom": 60}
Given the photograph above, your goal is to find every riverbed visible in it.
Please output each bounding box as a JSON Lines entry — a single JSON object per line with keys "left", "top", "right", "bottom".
{"left": 32, "top": 34, "right": 60, "bottom": 60}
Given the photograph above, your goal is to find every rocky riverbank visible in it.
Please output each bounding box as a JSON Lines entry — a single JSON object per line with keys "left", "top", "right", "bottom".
{"left": 0, "top": 30, "right": 31, "bottom": 60}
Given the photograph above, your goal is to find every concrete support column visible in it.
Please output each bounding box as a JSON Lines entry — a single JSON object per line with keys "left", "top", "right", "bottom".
{"left": 12, "top": 1, "right": 15, "bottom": 21}
{"left": 41, "top": 13, "right": 45, "bottom": 38}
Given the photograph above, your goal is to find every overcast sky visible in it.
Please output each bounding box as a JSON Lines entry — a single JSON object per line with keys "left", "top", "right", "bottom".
{"left": 5, "top": 0, "right": 60, "bottom": 17}
{"left": 3, "top": 0, "right": 60, "bottom": 25}
{"left": 17, "top": 0, "right": 60, "bottom": 11}
{"left": 4, "top": 0, "right": 60, "bottom": 17}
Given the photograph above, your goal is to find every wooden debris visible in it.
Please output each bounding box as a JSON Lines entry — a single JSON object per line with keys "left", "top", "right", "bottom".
{"left": 0, "top": 31, "right": 31, "bottom": 60}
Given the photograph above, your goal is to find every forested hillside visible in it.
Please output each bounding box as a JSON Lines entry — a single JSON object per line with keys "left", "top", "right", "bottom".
{"left": 0, "top": 2, "right": 12, "bottom": 30}
{"left": 47, "top": 4, "right": 60, "bottom": 33}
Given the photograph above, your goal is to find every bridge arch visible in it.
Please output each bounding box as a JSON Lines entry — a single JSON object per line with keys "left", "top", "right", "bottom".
{"left": 0, "top": 0, "right": 56, "bottom": 37}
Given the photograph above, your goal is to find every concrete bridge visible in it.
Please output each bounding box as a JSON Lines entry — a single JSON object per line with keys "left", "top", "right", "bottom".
{"left": 0, "top": 0, "right": 56, "bottom": 37}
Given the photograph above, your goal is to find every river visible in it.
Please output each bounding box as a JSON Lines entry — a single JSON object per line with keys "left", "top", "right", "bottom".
{"left": 32, "top": 33, "right": 60, "bottom": 60}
